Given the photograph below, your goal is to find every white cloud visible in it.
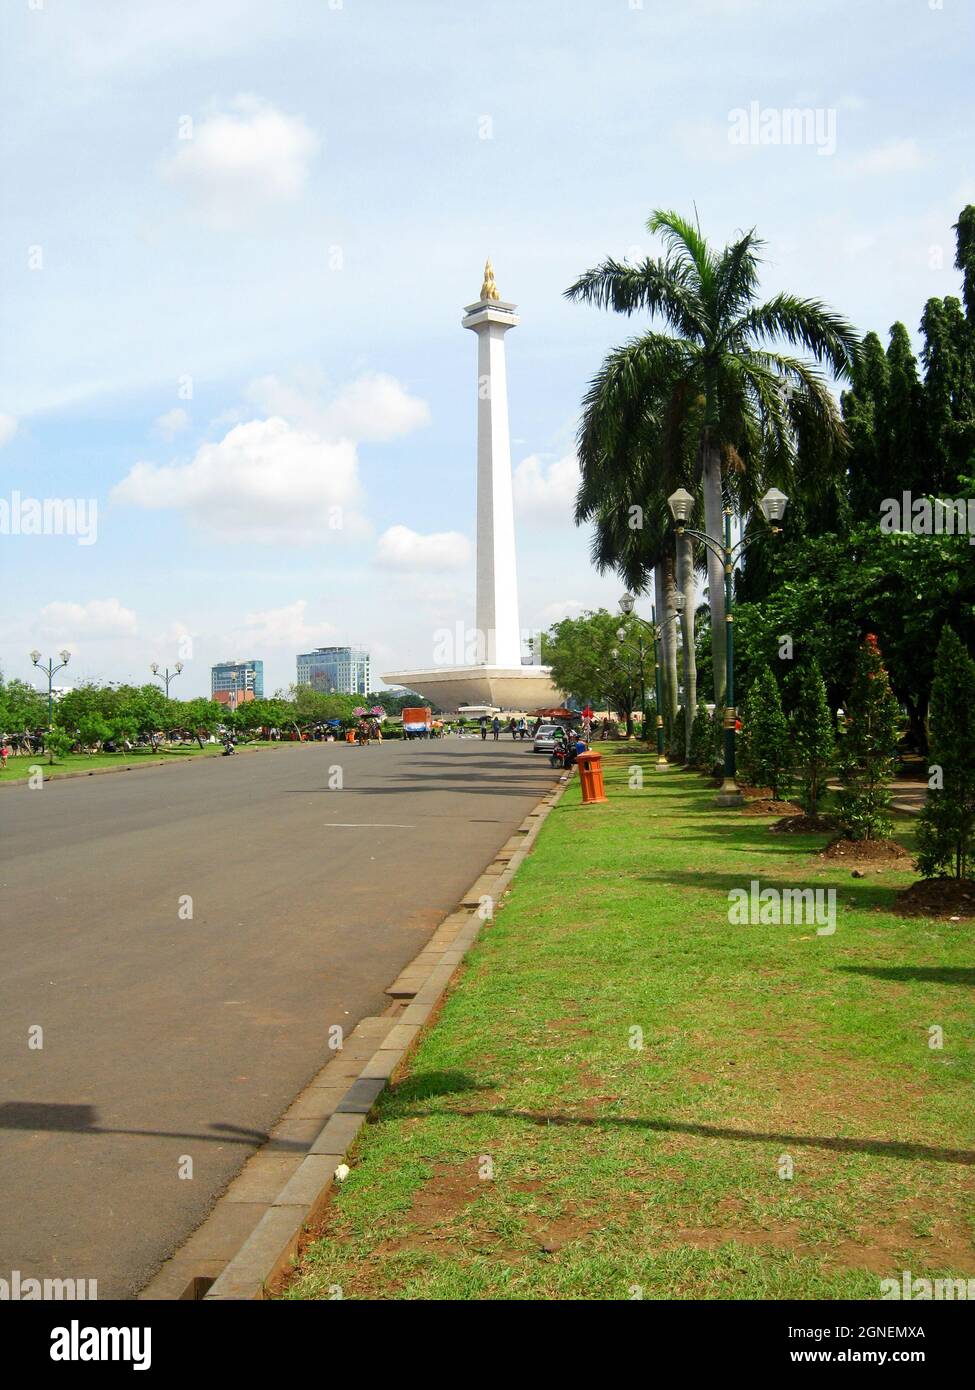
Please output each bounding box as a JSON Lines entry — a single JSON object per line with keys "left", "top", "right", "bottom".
{"left": 0, "top": 414, "right": 17, "bottom": 447}
{"left": 231, "top": 599, "right": 334, "bottom": 651}
{"left": 39, "top": 598, "right": 137, "bottom": 639}
{"left": 163, "top": 95, "right": 318, "bottom": 226}
{"left": 375, "top": 525, "right": 470, "bottom": 571}
{"left": 113, "top": 417, "right": 361, "bottom": 544}
{"left": 246, "top": 371, "right": 430, "bottom": 442}
{"left": 513, "top": 452, "right": 581, "bottom": 521}
{"left": 154, "top": 407, "right": 190, "bottom": 440}
{"left": 851, "top": 139, "right": 925, "bottom": 176}
{"left": 540, "top": 599, "right": 588, "bottom": 624}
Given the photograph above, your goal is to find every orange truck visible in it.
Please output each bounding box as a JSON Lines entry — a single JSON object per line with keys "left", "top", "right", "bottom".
{"left": 402, "top": 706, "right": 433, "bottom": 738}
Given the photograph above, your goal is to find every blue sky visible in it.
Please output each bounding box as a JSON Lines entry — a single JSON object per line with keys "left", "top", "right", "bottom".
{"left": 2, "top": 0, "right": 973, "bottom": 696}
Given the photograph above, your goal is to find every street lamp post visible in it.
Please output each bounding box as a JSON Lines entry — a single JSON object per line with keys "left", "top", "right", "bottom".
{"left": 611, "top": 631, "right": 650, "bottom": 741}
{"left": 618, "top": 592, "right": 685, "bottom": 769}
{"left": 30, "top": 649, "right": 71, "bottom": 726}
{"left": 666, "top": 487, "right": 787, "bottom": 806}
{"left": 150, "top": 661, "right": 184, "bottom": 698}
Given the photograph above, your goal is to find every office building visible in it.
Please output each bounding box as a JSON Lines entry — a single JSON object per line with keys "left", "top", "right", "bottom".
{"left": 211, "top": 659, "right": 264, "bottom": 707}
{"left": 296, "top": 646, "right": 371, "bottom": 695}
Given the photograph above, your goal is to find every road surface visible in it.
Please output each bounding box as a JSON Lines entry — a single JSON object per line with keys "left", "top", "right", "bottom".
{"left": 0, "top": 737, "right": 557, "bottom": 1298}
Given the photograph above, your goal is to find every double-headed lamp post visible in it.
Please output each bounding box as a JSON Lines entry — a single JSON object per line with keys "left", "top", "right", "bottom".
{"left": 617, "top": 591, "right": 685, "bottom": 768}
{"left": 666, "top": 486, "right": 788, "bottom": 806}
{"left": 30, "top": 649, "right": 71, "bottom": 726}
{"left": 150, "top": 661, "right": 183, "bottom": 698}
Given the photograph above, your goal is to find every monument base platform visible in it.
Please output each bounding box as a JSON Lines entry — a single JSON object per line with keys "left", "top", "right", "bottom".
{"left": 381, "top": 665, "right": 561, "bottom": 714}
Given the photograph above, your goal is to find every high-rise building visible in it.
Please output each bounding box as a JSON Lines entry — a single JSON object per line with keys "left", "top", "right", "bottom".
{"left": 211, "top": 659, "right": 264, "bottom": 707}
{"left": 297, "top": 646, "right": 371, "bottom": 696}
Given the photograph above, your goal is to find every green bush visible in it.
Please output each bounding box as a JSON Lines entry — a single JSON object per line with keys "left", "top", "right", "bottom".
{"left": 739, "top": 667, "right": 791, "bottom": 799}
{"left": 791, "top": 659, "right": 835, "bottom": 815}
{"left": 916, "top": 626, "right": 975, "bottom": 879}
{"left": 836, "top": 634, "right": 901, "bottom": 841}
{"left": 688, "top": 701, "right": 715, "bottom": 770}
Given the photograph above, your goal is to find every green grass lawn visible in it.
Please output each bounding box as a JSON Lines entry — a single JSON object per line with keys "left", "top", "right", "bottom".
{"left": 283, "top": 748, "right": 974, "bottom": 1301}
{"left": 0, "top": 740, "right": 278, "bottom": 782}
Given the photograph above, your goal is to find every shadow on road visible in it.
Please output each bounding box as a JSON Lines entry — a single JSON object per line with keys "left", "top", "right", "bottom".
{"left": 0, "top": 1101, "right": 284, "bottom": 1148}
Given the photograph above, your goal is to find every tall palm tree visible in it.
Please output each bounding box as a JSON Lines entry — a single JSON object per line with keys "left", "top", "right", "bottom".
{"left": 566, "top": 210, "right": 858, "bottom": 710}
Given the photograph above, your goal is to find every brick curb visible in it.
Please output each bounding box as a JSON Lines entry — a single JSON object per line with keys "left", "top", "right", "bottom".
{"left": 171, "top": 768, "right": 576, "bottom": 1302}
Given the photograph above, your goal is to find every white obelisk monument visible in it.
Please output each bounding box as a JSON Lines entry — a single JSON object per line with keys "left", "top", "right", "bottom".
{"left": 381, "top": 263, "right": 560, "bottom": 711}
{"left": 462, "top": 260, "right": 522, "bottom": 668}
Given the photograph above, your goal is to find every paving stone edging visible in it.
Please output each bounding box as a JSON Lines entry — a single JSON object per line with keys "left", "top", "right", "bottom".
{"left": 191, "top": 770, "right": 574, "bottom": 1302}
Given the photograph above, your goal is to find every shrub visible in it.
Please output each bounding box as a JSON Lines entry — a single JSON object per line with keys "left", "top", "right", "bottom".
{"left": 791, "top": 659, "right": 835, "bottom": 815}
{"left": 688, "top": 701, "right": 715, "bottom": 770}
{"left": 916, "top": 626, "right": 975, "bottom": 879}
{"left": 836, "top": 634, "right": 901, "bottom": 841}
{"left": 739, "top": 667, "right": 791, "bottom": 799}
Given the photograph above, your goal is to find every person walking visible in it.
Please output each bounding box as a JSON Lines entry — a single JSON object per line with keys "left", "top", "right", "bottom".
{"left": 508, "top": 717, "right": 517, "bottom": 740}
{"left": 480, "top": 716, "right": 488, "bottom": 741}
{"left": 492, "top": 716, "right": 501, "bottom": 742}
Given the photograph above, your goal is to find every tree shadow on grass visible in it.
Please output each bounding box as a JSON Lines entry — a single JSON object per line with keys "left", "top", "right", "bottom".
{"left": 839, "top": 965, "right": 975, "bottom": 987}
{"left": 386, "top": 1077, "right": 975, "bottom": 1166}
{"left": 634, "top": 867, "right": 909, "bottom": 914}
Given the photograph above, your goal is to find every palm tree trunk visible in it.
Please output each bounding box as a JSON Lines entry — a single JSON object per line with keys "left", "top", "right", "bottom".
{"left": 653, "top": 565, "right": 671, "bottom": 738}
{"left": 663, "top": 549, "right": 679, "bottom": 736}
{"left": 677, "top": 531, "right": 697, "bottom": 760}
{"left": 701, "top": 441, "right": 727, "bottom": 711}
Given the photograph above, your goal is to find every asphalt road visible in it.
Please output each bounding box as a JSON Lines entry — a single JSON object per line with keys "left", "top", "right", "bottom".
{"left": 0, "top": 736, "right": 557, "bottom": 1299}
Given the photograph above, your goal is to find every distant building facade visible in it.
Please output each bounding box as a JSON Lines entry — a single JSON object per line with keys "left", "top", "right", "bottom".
{"left": 211, "top": 659, "right": 264, "bottom": 707}
{"left": 297, "top": 646, "right": 371, "bottom": 695}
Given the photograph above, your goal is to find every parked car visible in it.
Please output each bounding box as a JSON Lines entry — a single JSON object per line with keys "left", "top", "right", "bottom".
{"left": 532, "top": 723, "right": 563, "bottom": 753}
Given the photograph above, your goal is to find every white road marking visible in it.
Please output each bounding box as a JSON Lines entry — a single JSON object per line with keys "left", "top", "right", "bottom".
{"left": 321, "top": 822, "right": 415, "bottom": 828}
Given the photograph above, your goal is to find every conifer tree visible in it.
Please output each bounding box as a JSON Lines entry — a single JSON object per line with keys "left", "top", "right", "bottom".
{"left": 791, "top": 659, "right": 835, "bottom": 816}
{"left": 836, "top": 634, "right": 901, "bottom": 840}
{"left": 688, "top": 700, "right": 714, "bottom": 770}
{"left": 739, "top": 666, "right": 791, "bottom": 799}
{"left": 916, "top": 626, "right": 975, "bottom": 880}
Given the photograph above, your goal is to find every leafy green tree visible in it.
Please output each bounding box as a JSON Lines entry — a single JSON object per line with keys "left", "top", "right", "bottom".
{"left": 739, "top": 666, "right": 791, "bottom": 798}
{"left": 0, "top": 673, "right": 47, "bottom": 733}
{"left": 76, "top": 713, "right": 113, "bottom": 752}
{"left": 836, "top": 634, "right": 902, "bottom": 841}
{"left": 731, "top": 522, "right": 975, "bottom": 753}
{"left": 791, "top": 659, "right": 835, "bottom": 815}
{"left": 542, "top": 610, "right": 648, "bottom": 732}
{"left": 180, "top": 697, "right": 224, "bottom": 748}
{"left": 916, "top": 626, "right": 975, "bottom": 880}
{"left": 566, "top": 208, "right": 857, "bottom": 711}
{"left": 45, "top": 723, "right": 75, "bottom": 765}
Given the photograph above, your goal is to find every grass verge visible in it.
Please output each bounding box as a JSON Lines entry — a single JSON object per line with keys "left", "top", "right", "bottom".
{"left": 283, "top": 748, "right": 974, "bottom": 1300}
{"left": 0, "top": 740, "right": 279, "bottom": 782}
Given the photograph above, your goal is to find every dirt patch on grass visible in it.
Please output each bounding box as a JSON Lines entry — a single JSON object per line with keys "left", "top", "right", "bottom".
{"left": 894, "top": 878, "right": 975, "bottom": 919}
{"left": 770, "top": 813, "right": 837, "bottom": 834}
{"left": 741, "top": 799, "right": 804, "bottom": 816}
{"left": 819, "top": 836, "right": 911, "bottom": 865}
{"left": 372, "top": 1160, "right": 489, "bottom": 1260}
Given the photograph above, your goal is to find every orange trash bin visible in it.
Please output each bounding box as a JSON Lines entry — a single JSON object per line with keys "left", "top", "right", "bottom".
{"left": 576, "top": 750, "right": 608, "bottom": 804}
